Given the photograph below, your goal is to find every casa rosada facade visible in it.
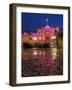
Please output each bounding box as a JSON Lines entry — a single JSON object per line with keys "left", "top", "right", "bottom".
{"left": 22, "top": 24, "right": 60, "bottom": 45}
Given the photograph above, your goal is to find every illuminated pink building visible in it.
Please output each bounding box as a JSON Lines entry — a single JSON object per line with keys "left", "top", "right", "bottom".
{"left": 22, "top": 18, "right": 59, "bottom": 46}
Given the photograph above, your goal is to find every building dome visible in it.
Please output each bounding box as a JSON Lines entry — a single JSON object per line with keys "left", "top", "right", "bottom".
{"left": 44, "top": 24, "right": 51, "bottom": 32}
{"left": 44, "top": 25, "right": 50, "bottom": 29}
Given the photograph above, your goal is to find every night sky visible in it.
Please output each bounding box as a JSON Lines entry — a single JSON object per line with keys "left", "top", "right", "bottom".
{"left": 21, "top": 12, "right": 63, "bottom": 33}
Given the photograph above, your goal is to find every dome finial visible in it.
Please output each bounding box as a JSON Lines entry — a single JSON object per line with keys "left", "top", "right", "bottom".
{"left": 46, "top": 18, "right": 48, "bottom": 25}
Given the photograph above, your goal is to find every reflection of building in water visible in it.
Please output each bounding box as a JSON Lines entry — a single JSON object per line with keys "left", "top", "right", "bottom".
{"left": 22, "top": 48, "right": 63, "bottom": 76}
{"left": 22, "top": 48, "right": 58, "bottom": 65}
{"left": 22, "top": 18, "right": 59, "bottom": 47}
{"left": 51, "top": 48, "right": 57, "bottom": 60}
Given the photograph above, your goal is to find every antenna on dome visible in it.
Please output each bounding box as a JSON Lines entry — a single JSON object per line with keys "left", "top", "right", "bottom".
{"left": 46, "top": 18, "right": 48, "bottom": 25}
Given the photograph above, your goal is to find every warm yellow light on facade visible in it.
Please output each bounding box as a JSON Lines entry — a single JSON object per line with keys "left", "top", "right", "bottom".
{"left": 33, "top": 37, "right": 37, "bottom": 40}
{"left": 51, "top": 36, "right": 56, "bottom": 39}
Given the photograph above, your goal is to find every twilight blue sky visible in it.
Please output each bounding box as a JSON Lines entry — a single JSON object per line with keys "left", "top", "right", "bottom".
{"left": 21, "top": 12, "right": 63, "bottom": 33}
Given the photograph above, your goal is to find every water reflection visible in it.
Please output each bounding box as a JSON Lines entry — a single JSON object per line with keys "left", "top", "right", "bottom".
{"left": 22, "top": 48, "right": 63, "bottom": 77}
